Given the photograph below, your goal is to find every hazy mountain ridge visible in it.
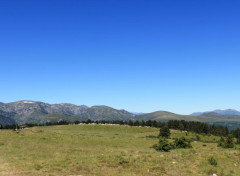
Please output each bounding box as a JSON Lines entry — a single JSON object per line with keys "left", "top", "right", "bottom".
{"left": 140, "top": 111, "right": 240, "bottom": 130}
{"left": 191, "top": 109, "right": 240, "bottom": 116}
{"left": 0, "top": 101, "right": 240, "bottom": 129}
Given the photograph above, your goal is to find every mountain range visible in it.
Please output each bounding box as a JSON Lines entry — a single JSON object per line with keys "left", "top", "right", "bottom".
{"left": 0, "top": 101, "right": 240, "bottom": 130}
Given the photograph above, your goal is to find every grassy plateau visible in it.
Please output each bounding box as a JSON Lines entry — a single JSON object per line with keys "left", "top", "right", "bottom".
{"left": 0, "top": 125, "right": 240, "bottom": 176}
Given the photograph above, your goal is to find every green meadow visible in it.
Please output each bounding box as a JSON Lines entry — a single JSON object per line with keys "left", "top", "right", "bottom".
{"left": 0, "top": 125, "right": 239, "bottom": 176}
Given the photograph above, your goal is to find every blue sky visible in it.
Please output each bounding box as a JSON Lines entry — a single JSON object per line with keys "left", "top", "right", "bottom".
{"left": 1, "top": 0, "right": 240, "bottom": 114}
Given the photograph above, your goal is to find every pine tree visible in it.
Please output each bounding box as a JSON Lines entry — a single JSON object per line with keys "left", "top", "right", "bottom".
{"left": 128, "top": 120, "right": 133, "bottom": 126}
{"left": 178, "top": 122, "right": 184, "bottom": 131}
{"left": 224, "top": 134, "right": 234, "bottom": 148}
{"left": 159, "top": 125, "right": 170, "bottom": 138}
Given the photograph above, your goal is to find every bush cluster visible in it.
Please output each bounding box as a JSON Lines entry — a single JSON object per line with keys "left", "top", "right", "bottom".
{"left": 218, "top": 134, "right": 235, "bottom": 148}
{"left": 173, "top": 137, "right": 192, "bottom": 149}
{"left": 154, "top": 126, "right": 192, "bottom": 152}
{"left": 154, "top": 136, "right": 192, "bottom": 152}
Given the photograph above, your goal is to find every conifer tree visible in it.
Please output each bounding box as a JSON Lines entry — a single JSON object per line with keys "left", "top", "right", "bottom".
{"left": 159, "top": 125, "right": 170, "bottom": 138}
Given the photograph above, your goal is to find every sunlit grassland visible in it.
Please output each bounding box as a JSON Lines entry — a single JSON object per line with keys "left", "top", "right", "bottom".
{"left": 0, "top": 125, "right": 239, "bottom": 176}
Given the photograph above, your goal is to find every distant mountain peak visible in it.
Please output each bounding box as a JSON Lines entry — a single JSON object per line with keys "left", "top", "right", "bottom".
{"left": 58, "top": 103, "right": 88, "bottom": 107}
{"left": 131, "top": 112, "right": 145, "bottom": 115}
{"left": 14, "top": 100, "right": 37, "bottom": 103}
{"left": 21, "top": 101, "right": 35, "bottom": 104}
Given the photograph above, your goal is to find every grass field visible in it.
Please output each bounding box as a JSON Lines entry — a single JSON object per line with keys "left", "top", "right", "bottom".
{"left": 0, "top": 125, "right": 240, "bottom": 176}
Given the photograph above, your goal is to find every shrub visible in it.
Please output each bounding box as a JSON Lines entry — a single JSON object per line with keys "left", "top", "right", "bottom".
{"left": 218, "top": 136, "right": 225, "bottom": 147}
{"left": 116, "top": 156, "right": 129, "bottom": 165}
{"left": 173, "top": 137, "right": 192, "bottom": 149}
{"left": 159, "top": 125, "right": 170, "bottom": 138}
{"left": 208, "top": 157, "right": 217, "bottom": 166}
{"left": 154, "top": 137, "right": 172, "bottom": 152}
{"left": 225, "top": 134, "right": 235, "bottom": 148}
{"left": 218, "top": 135, "right": 234, "bottom": 148}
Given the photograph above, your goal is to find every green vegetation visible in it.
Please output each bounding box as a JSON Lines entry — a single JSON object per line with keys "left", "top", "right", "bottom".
{"left": 155, "top": 126, "right": 192, "bottom": 152}
{"left": 173, "top": 137, "right": 192, "bottom": 149}
{"left": 208, "top": 157, "right": 218, "bottom": 167}
{"left": 154, "top": 136, "right": 192, "bottom": 152}
{"left": 0, "top": 125, "right": 240, "bottom": 176}
{"left": 159, "top": 125, "right": 170, "bottom": 138}
{"left": 153, "top": 137, "right": 172, "bottom": 152}
{"left": 218, "top": 134, "right": 235, "bottom": 148}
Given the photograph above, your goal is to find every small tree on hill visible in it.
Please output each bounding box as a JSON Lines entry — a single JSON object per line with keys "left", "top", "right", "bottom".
{"left": 159, "top": 125, "right": 170, "bottom": 138}
{"left": 224, "top": 134, "right": 234, "bottom": 148}
{"left": 141, "top": 120, "right": 146, "bottom": 127}
{"left": 218, "top": 136, "right": 225, "bottom": 147}
{"left": 128, "top": 120, "right": 133, "bottom": 126}
{"left": 134, "top": 120, "right": 140, "bottom": 126}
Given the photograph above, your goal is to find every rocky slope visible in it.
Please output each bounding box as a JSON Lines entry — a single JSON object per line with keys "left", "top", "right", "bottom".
{"left": 0, "top": 110, "right": 16, "bottom": 126}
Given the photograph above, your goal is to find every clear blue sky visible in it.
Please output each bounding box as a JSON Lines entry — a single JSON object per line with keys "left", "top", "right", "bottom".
{"left": 1, "top": 0, "right": 240, "bottom": 114}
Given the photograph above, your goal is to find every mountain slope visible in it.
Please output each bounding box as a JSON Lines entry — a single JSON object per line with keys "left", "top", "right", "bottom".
{"left": 79, "top": 106, "right": 134, "bottom": 121}
{"left": 0, "top": 110, "right": 16, "bottom": 126}
{"left": 136, "top": 111, "right": 221, "bottom": 122}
